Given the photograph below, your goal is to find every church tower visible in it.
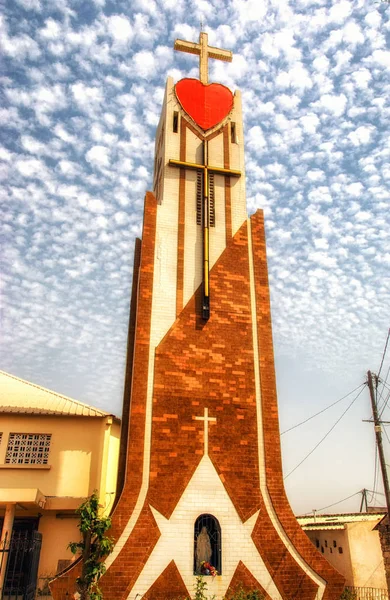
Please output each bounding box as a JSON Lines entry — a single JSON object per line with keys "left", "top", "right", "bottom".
{"left": 51, "top": 33, "right": 344, "bottom": 600}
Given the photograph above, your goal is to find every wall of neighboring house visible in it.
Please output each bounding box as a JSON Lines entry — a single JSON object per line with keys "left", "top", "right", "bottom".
{"left": 346, "top": 520, "right": 387, "bottom": 589}
{"left": 304, "top": 519, "right": 386, "bottom": 589}
{"left": 0, "top": 413, "right": 120, "bottom": 588}
{"left": 1, "top": 415, "right": 105, "bottom": 498}
{"left": 305, "top": 529, "right": 353, "bottom": 584}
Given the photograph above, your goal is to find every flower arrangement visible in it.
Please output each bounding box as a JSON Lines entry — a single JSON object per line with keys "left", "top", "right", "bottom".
{"left": 200, "top": 561, "right": 218, "bottom": 577}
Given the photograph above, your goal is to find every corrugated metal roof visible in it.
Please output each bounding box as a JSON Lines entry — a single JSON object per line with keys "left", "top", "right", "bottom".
{"left": 297, "top": 512, "right": 386, "bottom": 530}
{"left": 0, "top": 370, "right": 115, "bottom": 418}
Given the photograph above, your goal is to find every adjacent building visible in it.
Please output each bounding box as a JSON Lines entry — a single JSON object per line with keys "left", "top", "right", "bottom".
{"left": 0, "top": 370, "right": 120, "bottom": 597}
{"left": 298, "top": 511, "right": 388, "bottom": 595}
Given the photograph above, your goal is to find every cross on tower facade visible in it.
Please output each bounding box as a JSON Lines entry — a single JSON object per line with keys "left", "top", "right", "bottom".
{"left": 169, "top": 143, "right": 240, "bottom": 320}
{"left": 172, "top": 32, "right": 239, "bottom": 320}
{"left": 194, "top": 407, "right": 217, "bottom": 455}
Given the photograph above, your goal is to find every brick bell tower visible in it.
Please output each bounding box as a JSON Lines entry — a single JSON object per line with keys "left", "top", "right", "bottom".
{"left": 51, "top": 33, "right": 344, "bottom": 600}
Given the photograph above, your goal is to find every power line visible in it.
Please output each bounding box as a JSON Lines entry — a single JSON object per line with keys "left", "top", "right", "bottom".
{"left": 384, "top": 425, "right": 390, "bottom": 445}
{"left": 366, "top": 489, "right": 385, "bottom": 497}
{"left": 378, "top": 385, "right": 390, "bottom": 418}
{"left": 368, "top": 447, "right": 379, "bottom": 504}
{"left": 281, "top": 382, "right": 366, "bottom": 435}
{"left": 378, "top": 328, "right": 390, "bottom": 379}
{"left": 284, "top": 385, "right": 365, "bottom": 480}
{"left": 307, "top": 491, "right": 361, "bottom": 514}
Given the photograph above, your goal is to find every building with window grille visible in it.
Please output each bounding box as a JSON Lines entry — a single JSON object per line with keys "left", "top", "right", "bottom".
{"left": 0, "top": 369, "right": 120, "bottom": 597}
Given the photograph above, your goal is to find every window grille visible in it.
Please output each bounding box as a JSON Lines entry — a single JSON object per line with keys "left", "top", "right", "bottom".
{"left": 209, "top": 174, "right": 215, "bottom": 227}
{"left": 196, "top": 172, "right": 215, "bottom": 227}
{"left": 196, "top": 171, "right": 202, "bottom": 225}
{"left": 194, "top": 514, "right": 221, "bottom": 575}
{"left": 6, "top": 433, "right": 51, "bottom": 465}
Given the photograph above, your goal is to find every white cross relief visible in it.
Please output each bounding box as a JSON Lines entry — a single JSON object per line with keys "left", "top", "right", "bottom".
{"left": 194, "top": 407, "right": 216, "bottom": 455}
{"left": 174, "top": 32, "right": 232, "bottom": 85}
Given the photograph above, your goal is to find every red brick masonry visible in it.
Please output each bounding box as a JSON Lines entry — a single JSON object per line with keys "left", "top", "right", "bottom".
{"left": 50, "top": 200, "right": 344, "bottom": 600}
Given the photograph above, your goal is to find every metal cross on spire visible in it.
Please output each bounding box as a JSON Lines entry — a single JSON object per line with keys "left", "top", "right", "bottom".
{"left": 174, "top": 32, "right": 233, "bottom": 84}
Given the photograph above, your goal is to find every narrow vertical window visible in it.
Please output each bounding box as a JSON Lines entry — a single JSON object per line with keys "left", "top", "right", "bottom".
{"left": 194, "top": 514, "right": 221, "bottom": 575}
{"left": 173, "top": 111, "right": 179, "bottom": 133}
{"left": 209, "top": 174, "right": 215, "bottom": 227}
{"left": 196, "top": 171, "right": 202, "bottom": 226}
{"left": 230, "top": 122, "right": 236, "bottom": 144}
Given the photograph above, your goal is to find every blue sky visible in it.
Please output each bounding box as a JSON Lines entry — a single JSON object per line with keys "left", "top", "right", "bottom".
{"left": 1, "top": 0, "right": 389, "bottom": 515}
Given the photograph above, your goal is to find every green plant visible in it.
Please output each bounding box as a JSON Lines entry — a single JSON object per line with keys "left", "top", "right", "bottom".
{"left": 68, "top": 491, "right": 114, "bottom": 600}
{"left": 194, "top": 575, "right": 209, "bottom": 600}
{"left": 339, "top": 590, "right": 357, "bottom": 600}
{"left": 224, "top": 586, "right": 265, "bottom": 600}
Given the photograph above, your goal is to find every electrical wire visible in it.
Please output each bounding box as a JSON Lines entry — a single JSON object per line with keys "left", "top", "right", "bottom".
{"left": 306, "top": 491, "right": 361, "bottom": 514}
{"left": 281, "top": 382, "right": 366, "bottom": 435}
{"left": 284, "top": 385, "right": 366, "bottom": 480}
{"left": 366, "top": 489, "right": 385, "bottom": 497}
{"left": 383, "top": 363, "right": 390, "bottom": 388}
{"left": 379, "top": 386, "right": 390, "bottom": 418}
{"left": 383, "top": 425, "right": 390, "bottom": 445}
{"left": 368, "top": 448, "right": 379, "bottom": 504}
{"left": 378, "top": 328, "right": 390, "bottom": 379}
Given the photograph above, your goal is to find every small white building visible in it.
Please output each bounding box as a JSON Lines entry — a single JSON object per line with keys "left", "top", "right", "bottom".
{"left": 298, "top": 512, "right": 387, "bottom": 594}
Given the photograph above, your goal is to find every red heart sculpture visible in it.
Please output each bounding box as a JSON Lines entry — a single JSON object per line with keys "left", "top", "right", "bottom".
{"left": 175, "top": 78, "right": 234, "bottom": 130}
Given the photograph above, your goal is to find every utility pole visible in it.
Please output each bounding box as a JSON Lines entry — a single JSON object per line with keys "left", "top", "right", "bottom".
{"left": 367, "top": 370, "right": 390, "bottom": 515}
{"left": 359, "top": 488, "right": 368, "bottom": 513}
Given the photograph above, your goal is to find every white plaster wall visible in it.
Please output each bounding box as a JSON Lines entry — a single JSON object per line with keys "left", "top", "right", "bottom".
{"left": 229, "top": 91, "right": 247, "bottom": 236}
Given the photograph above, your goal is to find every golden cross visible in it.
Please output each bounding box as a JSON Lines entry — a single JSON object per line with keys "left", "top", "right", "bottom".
{"left": 194, "top": 408, "right": 217, "bottom": 455}
{"left": 174, "top": 32, "right": 233, "bottom": 84}
{"left": 169, "top": 143, "right": 240, "bottom": 320}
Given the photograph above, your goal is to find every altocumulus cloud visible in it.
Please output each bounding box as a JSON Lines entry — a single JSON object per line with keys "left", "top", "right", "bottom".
{"left": 1, "top": 0, "right": 389, "bottom": 513}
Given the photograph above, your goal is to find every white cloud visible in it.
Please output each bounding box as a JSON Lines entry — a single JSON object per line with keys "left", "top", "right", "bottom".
{"left": 246, "top": 125, "right": 267, "bottom": 152}
{"left": 370, "top": 49, "right": 390, "bottom": 68}
{"left": 72, "top": 83, "right": 104, "bottom": 112}
{"left": 85, "top": 145, "right": 111, "bottom": 168}
{"left": 342, "top": 20, "right": 365, "bottom": 46}
{"left": 15, "top": 0, "right": 41, "bottom": 10}
{"left": 105, "top": 15, "right": 133, "bottom": 44}
{"left": 15, "top": 157, "right": 48, "bottom": 178}
{"left": 352, "top": 68, "right": 372, "bottom": 89}
{"left": 328, "top": 0, "right": 352, "bottom": 23}
{"left": 300, "top": 113, "right": 320, "bottom": 134}
{"left": 345, "top": 182, "right": 364, "bottom": 197}
{"left": 133, "top": 51, "right": 157, "bottom": 79}
{"left": 40, "top": 18, "right": 62, "bottom": 39}
{"left": 348, "top": 125, "right": 375, "bottom": 146}
{"left": 318, "top": 93, "right": 347, "bottom": 117}
{"left": 276, "top": 63, "right": 312, "bottom": 91}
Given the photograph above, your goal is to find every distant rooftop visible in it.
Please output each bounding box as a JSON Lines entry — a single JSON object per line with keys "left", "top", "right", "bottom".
{"left": 297, "top": 511, "right": 386, "bottom": 531}
{"left": 0, "top": 370, "right": 118, "bottom": 419}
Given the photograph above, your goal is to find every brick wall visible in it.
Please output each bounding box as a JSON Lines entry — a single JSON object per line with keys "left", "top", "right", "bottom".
{"left": 50, "top": 203, "right": 345, "bottom": 600}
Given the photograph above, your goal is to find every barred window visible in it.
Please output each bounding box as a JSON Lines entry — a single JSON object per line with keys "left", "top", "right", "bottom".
{"left": 6, "top": 433, "right": 52, "bottom": 465}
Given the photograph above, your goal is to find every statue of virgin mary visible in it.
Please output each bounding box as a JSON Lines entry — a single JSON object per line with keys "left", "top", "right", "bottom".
{"left": 196, "top": 526, "right": 212, "bottom": 573}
